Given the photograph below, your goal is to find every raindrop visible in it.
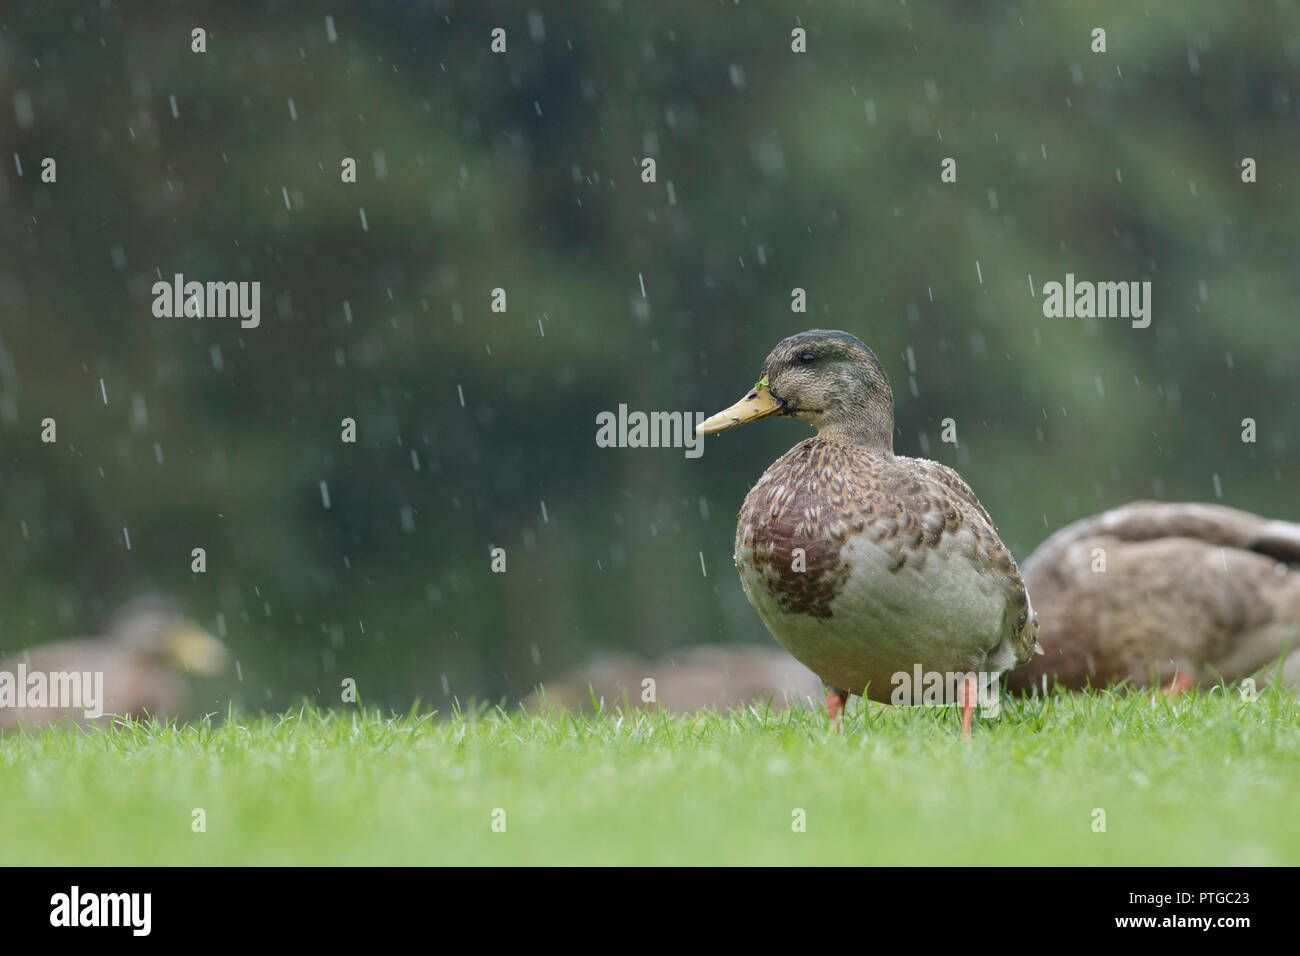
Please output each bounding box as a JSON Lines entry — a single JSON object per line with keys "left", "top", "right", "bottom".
{"left": 12, "top": 90, "right": 34, "bottom": 128}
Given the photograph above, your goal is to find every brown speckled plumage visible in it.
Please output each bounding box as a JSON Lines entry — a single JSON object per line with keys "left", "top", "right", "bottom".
{"left": 701, "top": 330, "right": 1039, "bottom": 707}
{"left": 737, "top": 437, "right": 1032, "bottom": 645}
{"left": 1007, "top": 501, "right": 1300, "bottom": 693}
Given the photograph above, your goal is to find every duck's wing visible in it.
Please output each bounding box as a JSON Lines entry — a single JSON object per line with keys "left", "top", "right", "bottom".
{"left": 0, "top": 641, "right": 115, "bottom": 731}
{"left": 1011, "top": 502, "right": 1300, "bottom": 693}
{"left": 1028, "top": 500, "right": 1300, "bottom": 566}
{"left": 890, "top": 456, "right": 1040, "bottom": 664}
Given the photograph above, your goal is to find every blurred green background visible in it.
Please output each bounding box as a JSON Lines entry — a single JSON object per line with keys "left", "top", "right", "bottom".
{"left": 1, "top": 1, "right": 1297, "bottom": 713}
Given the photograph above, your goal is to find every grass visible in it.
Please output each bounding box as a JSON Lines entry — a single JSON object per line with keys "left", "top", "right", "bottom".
{"left": 1, "top": 687, "right": 1297, "bottom": 865}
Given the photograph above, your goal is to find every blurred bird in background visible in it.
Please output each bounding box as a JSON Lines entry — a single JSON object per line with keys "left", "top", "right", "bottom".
{"left": 531, "top": 644, "right": 823, "bottom": 714}
{"left": 1007, "top": 502, "right": 1300, "bottom": 695}
{"left": 0, "top": 597, "right": 228, "bottom": 732}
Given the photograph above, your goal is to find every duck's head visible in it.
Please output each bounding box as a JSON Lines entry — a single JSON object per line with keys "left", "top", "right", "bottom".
{"left": 697, "top": 329, "right": 894, "bottom": 451}
{"left": 108, "top": 597, "right": 229, "bottom": 676}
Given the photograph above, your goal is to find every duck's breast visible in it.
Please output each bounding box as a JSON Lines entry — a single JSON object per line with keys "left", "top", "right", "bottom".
{"left": 733, "top": 440, "right": 1024, "bottom": 698}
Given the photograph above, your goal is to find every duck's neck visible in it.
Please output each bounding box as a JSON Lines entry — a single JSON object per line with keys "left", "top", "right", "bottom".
{"left": 816, "top": 419, "right": 894, "bottom": 454}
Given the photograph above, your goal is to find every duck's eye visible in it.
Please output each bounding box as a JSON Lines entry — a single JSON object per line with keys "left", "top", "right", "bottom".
{"left": 799, "top": 352, "right": 817, "bottom": 364}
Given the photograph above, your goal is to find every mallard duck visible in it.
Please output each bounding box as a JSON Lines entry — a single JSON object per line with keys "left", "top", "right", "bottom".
{"left": 0, "top": 597, "right": 228, "bottom": 732}
{"left": 530, "top": 644, "right": 823, "bottom": 714}
{"left": 698, "top": 330, "right": 1040, "bottom": 736}
{"left": 1005, "top": 501, "right": 1300, "bottom": 695}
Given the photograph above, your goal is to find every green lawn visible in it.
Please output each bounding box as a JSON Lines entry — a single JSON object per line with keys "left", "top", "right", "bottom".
{"left": 1, "top": 689, "right": 1296, "bottom": 865}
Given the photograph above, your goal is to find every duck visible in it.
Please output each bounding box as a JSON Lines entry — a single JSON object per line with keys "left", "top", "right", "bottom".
{"left": 1004, "top": 501, "right": 1300, "bottom": 695}
{"left": 0, "top": 597, "right": 228, "bottom": 732}
{"left": 529, "top": 644, "right": 824, "bottom": 714}
{"left": 697, "top": 330, "right": 1040, "bottom": 736}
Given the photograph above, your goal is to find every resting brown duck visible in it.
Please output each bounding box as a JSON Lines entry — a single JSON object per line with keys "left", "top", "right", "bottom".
{"left": 1006, "top": 501, "right": 1300, "bottom": 694}
{"left": 531, "top": 644, "right": 823, "bottom": 714}
{"left": 0, "top": 597, "right": 228, "bottom": 732}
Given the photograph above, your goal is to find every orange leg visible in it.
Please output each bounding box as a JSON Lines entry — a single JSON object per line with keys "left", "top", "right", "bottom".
{"left": 827, "top": 688, "right": 848, "bottom": 733}
{"left": 1162, "top": 671, "right": 1194, "bottom": 697}
{"left": 957, "top": 674, "right": 977, "bottom": 740}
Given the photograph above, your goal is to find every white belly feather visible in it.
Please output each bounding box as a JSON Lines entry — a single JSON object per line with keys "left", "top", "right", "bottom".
{"left": 737, "top": 526, "right": 1018, "bottom": 701}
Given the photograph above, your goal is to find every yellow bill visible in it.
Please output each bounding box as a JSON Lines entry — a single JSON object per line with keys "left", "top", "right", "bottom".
{"left": 696, "top": 376, "right": 786, "bottom": 435}
{"left": 163, "top": 621, "right": 229, "bottom": 676}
